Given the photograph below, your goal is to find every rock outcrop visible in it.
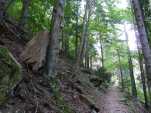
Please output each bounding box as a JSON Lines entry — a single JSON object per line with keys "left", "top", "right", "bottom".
{"left": 21, "top": 31, "right": 49, "bottom": 71}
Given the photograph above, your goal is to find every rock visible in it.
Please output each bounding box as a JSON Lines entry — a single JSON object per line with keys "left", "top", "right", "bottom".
{"left": 21, "top": 31, "right": 49, "bottom": 71}
{"left": 90, "top": 76, "right": 103, "bottom": 87}
{"left": 0, "top": 47, "right": 21, "bottom": 104}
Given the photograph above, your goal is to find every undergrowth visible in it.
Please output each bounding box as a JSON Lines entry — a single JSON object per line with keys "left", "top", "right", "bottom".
{"left": 49, "top": 77, "right": 74, "bottom": 113}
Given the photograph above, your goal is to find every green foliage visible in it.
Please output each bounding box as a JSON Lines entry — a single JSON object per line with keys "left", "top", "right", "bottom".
{"left": 7, "top": 0, "right": 23, "bottom": 20}
{"left": 7, "top": 0, "right": 53, "bottom": 32}
{"left": 95, "top": 67, "right": 111, "bottom": 83}
{"left": 28, "top": 0, "right": 53, "bottom": 32}
{"left": 0, "top": 48, "right": 21, "bottom": 104}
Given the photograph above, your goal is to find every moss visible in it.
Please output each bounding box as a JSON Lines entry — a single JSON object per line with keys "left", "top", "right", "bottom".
{"left": 0, "top": 47, "right": 21, "bottom": 104}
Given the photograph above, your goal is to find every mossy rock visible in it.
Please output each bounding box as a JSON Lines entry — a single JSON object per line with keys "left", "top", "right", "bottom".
{"left": 0, "top": 47, "right": 21, "bottom": 104}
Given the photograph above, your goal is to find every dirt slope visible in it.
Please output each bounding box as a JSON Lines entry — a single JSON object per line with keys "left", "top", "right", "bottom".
{"left": 0, "top": 22, "right": 150, "bottom": 113}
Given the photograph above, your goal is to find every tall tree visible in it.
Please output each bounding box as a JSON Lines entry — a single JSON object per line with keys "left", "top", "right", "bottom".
{"left": 100, "top": 37, "right": 104, "bottom": 67}
{"left": 117, "top": 49, "right": 124, "bottom": 89}
{"left": 131, "top": 0, "right": 151, "bottom": 94}
{"left": 76, "top": 0, "right": 91, "bottom": 67}
{"left": 75, "top": 0, "right": 80, "bottom": 58}
{"left": 137, "top": 41, "right": 148, "bottom": 107}
{"left": 19, "top": 0, "right": 31, "bottom": 27}
{"left": 0, "top": 0, "right": 7, "bottom": 21}
{"left": 134, "top": 25, "right": 149, "bottom": 107}
{"left": 139, "top": 0, "right": 151, "bottom": 45}
{"left": 124, "top": 25, "right": 137, "bottom": 98}
{"left": 45, "top": 0, "right": 64, "bottom": 77}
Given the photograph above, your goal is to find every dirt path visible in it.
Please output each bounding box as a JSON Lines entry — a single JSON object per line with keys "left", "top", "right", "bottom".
{"left": 99, "top": 86, "right": 133, "bottom": 113}
{"left": 98, "top": 86, "right": 149, "bottom": 113}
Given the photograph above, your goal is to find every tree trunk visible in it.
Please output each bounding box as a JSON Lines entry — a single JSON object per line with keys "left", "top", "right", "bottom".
{"left": 19, "top": 0, "right": 31, "bottom": 28}
{"left": 117, "top": 49, "right": 124, "bottom": 89}
{"left": 138, "top": 47, "right": 148, "bottom": 107}
{"left": 45, "top": 0, "right": 64, "bottom": 77}
{"left": 76, "top": 0, "right": 90, "bottom": 67}
{"left": 75, "top": 0, "right": 79, "bottom": 59}
{"left": 86, "top": 49, "right": 90, "bottom": 69}
{"left": 85, "top": 39, "right": 89, "bottom": 69}
{"left": 90, "top": 56, "right": 93, "bottom": 69}
{"left": 124, "top": 25, "right": 137, "bottom": 98}
{"left": 0, "top": 0, "right": 7, "bottom": 21}
{"left": 139, "top": 0, "right": 151, "bottom": 47}
{"left": 131, "top": 0, "right": 151, "bottom": 93}
{"left": 64, "top": 35, "right": 69, "bottom": 57}
{"left": 100, "top": 37, "right": 104, "bottom": 67}
{"left": 134, "top": 26, "right": 149, "bottom": 107}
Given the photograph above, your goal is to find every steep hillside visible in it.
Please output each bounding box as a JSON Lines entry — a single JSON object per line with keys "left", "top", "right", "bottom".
{"left": 0, "top": 22, "right": 150, "bottom": 113}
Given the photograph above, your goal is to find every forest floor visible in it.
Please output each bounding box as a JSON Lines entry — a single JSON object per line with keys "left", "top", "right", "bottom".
{"left": 0, "top": 21, "right": 150, "bottom": 113}
{"left": 99, "top": 86, "right": 149, "bottom": 113}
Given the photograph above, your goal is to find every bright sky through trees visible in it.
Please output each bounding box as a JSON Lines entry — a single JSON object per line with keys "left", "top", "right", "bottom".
{"left": 116, "top": 0, "right": 137, "bottom": 51}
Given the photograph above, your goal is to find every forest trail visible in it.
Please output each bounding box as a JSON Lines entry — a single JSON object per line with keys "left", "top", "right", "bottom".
{"left": 100, "top": 86, "right": 132, "bottom": 113}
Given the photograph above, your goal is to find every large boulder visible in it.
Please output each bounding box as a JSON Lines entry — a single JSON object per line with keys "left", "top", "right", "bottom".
{"left": 0, "top": 47, "right": 21, "bottom": 104}
{"left": 21, "top": 31, "right": 49, "bottom": 71}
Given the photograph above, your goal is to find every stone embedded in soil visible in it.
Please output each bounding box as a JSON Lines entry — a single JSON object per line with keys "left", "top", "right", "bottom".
{"left": 21, "top": 31, "right": 49, "bottom": 71}
{"left": 0, "top": 47, "right": 21, "bottom": 104}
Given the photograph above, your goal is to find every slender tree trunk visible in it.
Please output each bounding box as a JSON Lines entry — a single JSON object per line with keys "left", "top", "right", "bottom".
{"left": 117, "top": 49, "right": 124, "bottom": 89}
{"left": 85, "top": 39, "right": 90, "bottom": 69}
{"left": 100, "top": 38, "right": 104, "bottom": 67}
{"left": 124, "top": 25, "right": 137, "bottom": 98}
{"left": 84, "top": 17, "right": 90, "bottom": 69}
{"left": 84, "top": 42, "right": 88, "bottom": 68}
{"left": 138, "top": 48, "right": 148, "bottom": 107}
{"left": 90, "top": 56, "right": 93, "bottom": 69}
{"left": 139, "top": 0, "right": 151, "bottom": 47}
{"left": 131, "top": 0, "right": 151, "bottom": 93}
{"left": 76, "top": 0, "right": 91, "bottom": 67}
{"left": 64, "top": 32, "right": 69, "bottom": 57}
{"left": 19, "top": 0, "right": 31, "bottom": 27}
{"left": 75, "top": 0, "right": 79, "bottom": 59}
{"left": 134, "top": 27, "right": 149, "bottom": 107}
{"left": 61, "top": 28, "right": 64, "bottom": 55}
{"left": 87, "top": 54, "right": 90, "bottom": 69}
{"left": 45, "top": 0, "right": 64, "bottom": 77}
{"left": 0, "top": 0, "right": 7, "bottom": 21}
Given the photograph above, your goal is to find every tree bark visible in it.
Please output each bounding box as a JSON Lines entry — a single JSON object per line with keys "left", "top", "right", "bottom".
{"left": 45, "top": 0, "right": 64, "bottom": 77}
{"left": 76, "top": 0, "right": 91, "bottom": 67}
{"left": 131, "top": 0, "right": 151, "bottom": 93}
{"left": 138, "top": 46, "right": 148, "bottom": 107}
{"left": 0, "top": 0, "right": 7, "bottom": 21}
{"left": 117, "top": 49, "right": 124, "bottom": 89}
{"left": 134, "top": 26, "right": 149, "bottom": 107}
{"left": 100, "top": 37, "right": 104, "bottom": 67}
{"left": 124, "top": 25, "right": 137, "bottom": 98}
{"left": 90, "top": 56, "right": 93, "bottom": 69}
{"left": 19, "top": 0, "right": 31, "bottom": 28}
{"left": 75, "top": 0, "right": 79, "bottom": 59}
{"left": 64, "top": 33, "right": 69, "bottom": 57}
{"left": 85, "top": 39, "right": 89, "bottom": 69}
